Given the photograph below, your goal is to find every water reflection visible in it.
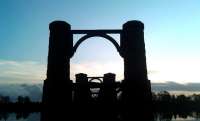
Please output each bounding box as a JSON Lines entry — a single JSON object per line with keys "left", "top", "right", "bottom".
{"left": 0, "top": 112, "right": 40, "bottom": 121}
{"left": 38, "top": 111, "right": 200, "bottom": 121}
{"left": 1, "top": 111, "right": 200, "bottom": 121}
{"left": 154, "top": 112, "right": 200, "bottom": 121}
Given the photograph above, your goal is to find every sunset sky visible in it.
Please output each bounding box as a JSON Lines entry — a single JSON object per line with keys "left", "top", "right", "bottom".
{"left": 0, "top": 0, "right": 200, "bottom": 84}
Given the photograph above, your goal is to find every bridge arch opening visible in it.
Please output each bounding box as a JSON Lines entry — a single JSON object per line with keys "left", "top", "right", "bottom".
{"left": 72, "top": 34, "right": 121, "bottom": 55}
{"left": 70, "top": 36, "right": 124, "bottom": 82}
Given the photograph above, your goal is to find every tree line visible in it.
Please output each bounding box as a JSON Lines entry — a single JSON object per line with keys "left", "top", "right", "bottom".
{"left": 0, "top": 95, "right": 41, "bottom": 112}
{"left": 0, "top": 95, "right": 32, "bottom": 104}
{"left": 152, "top": 91, "right": 200, "bottom": 112}
{"left": 1, "top": 91, "right": 200, "bottom": 112}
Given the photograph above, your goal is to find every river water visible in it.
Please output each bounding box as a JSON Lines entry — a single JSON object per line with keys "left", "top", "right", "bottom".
{"left": 0, "top": 112, "right": 200, "bottom": 121}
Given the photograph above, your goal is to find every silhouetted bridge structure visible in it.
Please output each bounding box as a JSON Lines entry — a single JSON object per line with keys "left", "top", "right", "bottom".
{"left": 73, "top": 75, "right": 121, "bottom": 89}
{"left": 41, "top": 20, "right": 153, "bottom": 121}
{"left": 72, "top": 73, "right": 121, "bottom": 103}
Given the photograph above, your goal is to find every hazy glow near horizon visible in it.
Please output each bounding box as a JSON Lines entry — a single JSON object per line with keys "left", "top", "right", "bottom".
{"left": 0, "top": 0, "right": 200, "bottom": 84}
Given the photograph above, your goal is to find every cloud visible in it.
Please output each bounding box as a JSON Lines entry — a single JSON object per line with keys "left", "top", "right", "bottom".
{"left": 147, "top": 70, "right": 159, "bottom": 74}
{"left": 147, "top": 57, "right": 200, "bottom": 83}
{"left": 0, "top": 59, "right": 124, "bottom": 83}
{"left": 0, "top": 59, "right": 46, "bottom": 84}
{"left": 70, "top": 61, "right": 124, "bottom": 81}
{"left": 1, "top": 56, "right": 199, "bottom": 84}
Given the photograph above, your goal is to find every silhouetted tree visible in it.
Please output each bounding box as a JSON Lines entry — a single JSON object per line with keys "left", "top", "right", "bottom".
{"left": 3, "top": 96, "right": 10, "bottom": 104}
{"left": 24, "top": 96, "right": 31, "bottom": 103}
{"left": 157, "top": 91, "right": 171, "bottom": 102}
{"left": 17, "top": 96, "right": 24, "bottom": 104}
{"left": 0, "top": 95, "right": 10, "bottom": 104}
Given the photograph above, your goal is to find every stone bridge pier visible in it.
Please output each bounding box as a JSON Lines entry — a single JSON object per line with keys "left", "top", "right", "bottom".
{"left": 42, "top": 21, "right": 73, "bottom": 108}
{"left": 120, "top": 21, "right": 152, "bottom": 119}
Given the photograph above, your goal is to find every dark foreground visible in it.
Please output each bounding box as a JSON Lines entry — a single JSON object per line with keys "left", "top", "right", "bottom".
{"left": 0, "top": 111, "right": 200, "bottom": 121}
{"left": 0, "top": 102, "right": 200, "bottom": 121}
{"left": 1, "top": 91, "right": 200, "bottom": 120}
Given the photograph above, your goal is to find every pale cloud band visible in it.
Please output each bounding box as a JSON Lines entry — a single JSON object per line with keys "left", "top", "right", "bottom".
{"left": 0, "top": 57, "right": 199, "bottom": 84}
{"left": 70, "top": 61, "right": 124, "bottom": 81}
{"left": 0, "top": 59, "right": 46, "bottom": 84}
{"left": 0, "top": 59, "right": 124, "bottom": 84}
{"left": 147, "top": 57, "right": 200, "bottom": 83}
{"left": 0, "top": 59, "right": 124, "bottom": 83}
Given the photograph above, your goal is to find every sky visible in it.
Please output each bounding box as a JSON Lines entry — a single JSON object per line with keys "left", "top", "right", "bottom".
{"left": 0, "top": 0, "right": 200, "bottom": 84}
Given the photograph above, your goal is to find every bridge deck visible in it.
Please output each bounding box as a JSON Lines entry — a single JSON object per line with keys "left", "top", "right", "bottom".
{"left": 71, "top": 29, "right": 122, "bottom": 34}
{"left": 72, "top": 82, "right": 121, "bottom": 88}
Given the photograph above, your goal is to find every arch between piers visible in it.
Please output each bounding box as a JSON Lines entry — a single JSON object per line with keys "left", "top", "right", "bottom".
{"left": 72, "top": 33, "right": 121, "bottom": 57}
